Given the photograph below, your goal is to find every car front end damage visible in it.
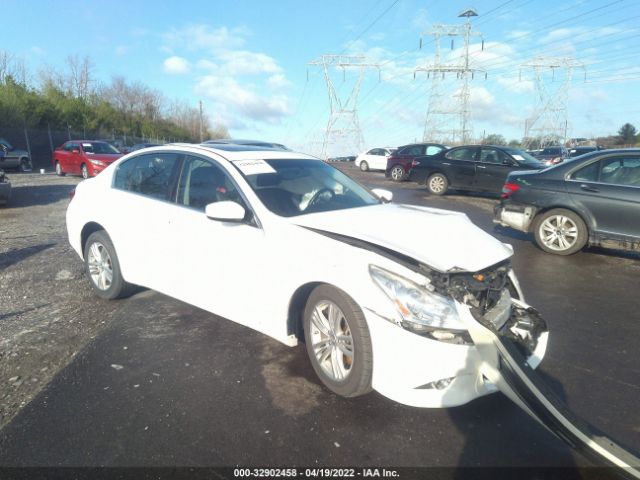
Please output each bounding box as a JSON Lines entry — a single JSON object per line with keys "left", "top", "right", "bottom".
{"left": 364, "top": 260, "right": 548, "bottom": 408}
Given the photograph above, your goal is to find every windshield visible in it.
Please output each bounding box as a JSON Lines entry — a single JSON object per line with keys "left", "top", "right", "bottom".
{"left": 503, "top": 148, "right": 545, "bottom": 167}
{"left": 239, "top": 158, "right": 379, "bottom": 217}
{"left": 82, "top": 142, "right": 120, "bottom": 154}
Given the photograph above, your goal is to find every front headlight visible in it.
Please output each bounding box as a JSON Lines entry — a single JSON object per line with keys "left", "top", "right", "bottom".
{"left": 89, "top": 159, "right": 106, "bottom": 166}
{"left": 369, "top": 265, "right": 468, "bottom": 334}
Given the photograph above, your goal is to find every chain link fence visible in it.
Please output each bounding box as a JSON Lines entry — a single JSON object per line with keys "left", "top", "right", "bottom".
{"left": 1, "top": 126, "right": 175, "bottom": 170}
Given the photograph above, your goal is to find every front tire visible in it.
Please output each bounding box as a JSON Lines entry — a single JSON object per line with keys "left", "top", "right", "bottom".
{"left": 81, "top": 163, "right": 89, "bottom": 179}
{"left": 533, "top": 209, "right": 587, "bottom": 255}
{"left": 84, "top": 230, "right": 133, "bottom": 299}
{"left": 303, "top": 285, "right": 372, "bottom": 398}
{"left": 359, "top": 161, "right": 369, "bottom": 172}
{"left": 427, "top": 173, "right": 448, "bottom": 195}
{"left": 390, "top": 165, "right": 405, "bottom": 182}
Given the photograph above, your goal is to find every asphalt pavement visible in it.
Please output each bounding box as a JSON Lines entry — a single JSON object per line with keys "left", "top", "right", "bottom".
{"left": 0, "top": 164, "right": 638, "bottom": 476}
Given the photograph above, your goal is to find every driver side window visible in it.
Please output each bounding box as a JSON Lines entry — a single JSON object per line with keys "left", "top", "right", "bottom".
{"left": 177, "top": 156, "right": 242, "bottom": 211}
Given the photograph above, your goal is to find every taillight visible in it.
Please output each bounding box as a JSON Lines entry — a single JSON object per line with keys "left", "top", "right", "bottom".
{"left": 501, "top": 182, "right": 520, "bottom": 199}
{"left": 69, "top": 188, "right": 76, "bottom": 200}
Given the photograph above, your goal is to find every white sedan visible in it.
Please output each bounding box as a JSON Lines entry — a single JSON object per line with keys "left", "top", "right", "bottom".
{"left": 66, "top": 143, "right": 548, "bottom": 408}
{"left": 354, "top": 147, "right": 395, "bottom": 172}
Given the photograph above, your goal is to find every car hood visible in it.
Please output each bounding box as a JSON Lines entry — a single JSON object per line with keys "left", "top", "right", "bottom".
{"left": 86, "top": 153, "right": 122, "bottom": 163}
{"left": 293, "top": 203, "right": 513, "bottom": 272}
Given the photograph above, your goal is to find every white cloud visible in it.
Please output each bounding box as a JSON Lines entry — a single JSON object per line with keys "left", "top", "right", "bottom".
{"left": 163, "top": 56, "right": 191, "bottom": 74}
{"left": 267, "top": 74, "right": 291, "bottom": 90}
{"left": 163, "top": 24, "right": 247, "bottom": 54}
{"left": 195, "top": 75, "right": 289, "bottom": 123}
{"left": 218, "top": 50, "right": 281, "bottom": 75}
{"left": 115, "top": 45, "right": 129, "bottom": 56}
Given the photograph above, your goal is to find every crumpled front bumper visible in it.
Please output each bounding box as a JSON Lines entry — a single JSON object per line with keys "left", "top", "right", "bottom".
{"left": 365, "top": 299, "right": 548, "bottom": 409}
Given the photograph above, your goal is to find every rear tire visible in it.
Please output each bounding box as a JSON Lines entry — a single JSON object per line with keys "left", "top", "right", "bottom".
{"left": 84, "top": 230, "right": 133, "bottom": 299}
{"left": 359, "top": 161, "right": 369, "bottom": 172}
{"left": 55, "top": 161, "right": 65, "bottom": 177}
{"left": 303, "top": 285, "right": 372, "bottom": 398}
{"left": 533, "top": 209, "right": 587, "bottom": 255}
{"left": 427, "top": 173, "right": 448, "bottom": 195}
{"left": 390, "top": 165, "right": 405, "bottom": 182}
{"left": 81, "top": 163, "right": 89, "bottom": 179}
{"left": 19, "top": 158, "right": 31, "bottom": 172}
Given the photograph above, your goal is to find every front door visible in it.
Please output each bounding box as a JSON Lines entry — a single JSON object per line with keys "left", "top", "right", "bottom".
{"left": 163, "top": 154, "right": 270, "bottom": 329}
{"left": 475, "top": 147, "right": 518, "bottom": 193}
{"left": 443, "top": 147, "right": 478, "bottom": 188}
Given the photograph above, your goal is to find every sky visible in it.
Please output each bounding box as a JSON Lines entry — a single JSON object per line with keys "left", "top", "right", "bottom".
{"left": 3, "top": 0, "right": 640, "bottom": 156}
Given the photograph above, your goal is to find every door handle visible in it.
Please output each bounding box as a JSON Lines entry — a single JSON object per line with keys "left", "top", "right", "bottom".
{"left": 477, "top": 165, "right": 487, "bottom": 169}
{"left": 580, "top": 184, "right": 599, "bottom": 193}
{"left": 442, "top": 162, "right": 451, "bottom": 166}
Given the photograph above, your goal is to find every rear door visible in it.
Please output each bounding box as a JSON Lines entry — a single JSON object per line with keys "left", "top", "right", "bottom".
{"left": 442, "top": 147, "right": 478, "bottom": 188}
{"left": 566, "top": 154, "right": 640, "bottom": 240}
{"left": 475, "top": 147, "right": 519, "bottom": 192}
{"left": 107, "top": 151, "right": 183, "bottom": 290}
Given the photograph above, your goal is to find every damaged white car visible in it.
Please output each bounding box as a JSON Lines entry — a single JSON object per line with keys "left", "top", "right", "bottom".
{"left": 66, "top": 143, "right": 548, "bottom": 408}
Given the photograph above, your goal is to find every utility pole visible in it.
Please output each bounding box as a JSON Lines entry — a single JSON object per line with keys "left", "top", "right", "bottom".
{"left": 308, "top": 54, "right": 380, "bottom": 158}
{"left": 199, "top": 100, "right": 204, "bottom": 143}
{"left": 415, "top": 9, "right": 484, "bottom": 145}
{"left": 520, "top": 56, "right": 585, "bottom": 147}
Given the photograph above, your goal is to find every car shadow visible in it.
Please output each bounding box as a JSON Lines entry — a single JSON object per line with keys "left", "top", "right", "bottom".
{"left": 0, "top": 243, "right": 55, "bottom": 270}
{"left": 493, "top": 224, "right": 532, "bottom": 242}
{"left": 3, "top": 184, "right": 75, "bottom": 208}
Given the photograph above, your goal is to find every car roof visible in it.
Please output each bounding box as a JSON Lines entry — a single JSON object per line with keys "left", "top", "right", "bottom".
{"left": 156, "top": 143, "right": 319, "bottom": 162}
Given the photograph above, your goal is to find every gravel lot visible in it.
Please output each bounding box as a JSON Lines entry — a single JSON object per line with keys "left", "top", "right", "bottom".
{"left": 0, "top": 172, "right": 120, "bottom": 428}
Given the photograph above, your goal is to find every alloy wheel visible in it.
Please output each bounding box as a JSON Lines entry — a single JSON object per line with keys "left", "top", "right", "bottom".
{"left": 309, "top": 300, "right": 354, "bottom": 382}
{"left": 87, "top": 242, "right": 113, "bottom": 291}
{"left": 539, "top": 215, "right": 578, "bottom": 251}
{"left": 391, "top": 166, "right": 404, "bottom": 181}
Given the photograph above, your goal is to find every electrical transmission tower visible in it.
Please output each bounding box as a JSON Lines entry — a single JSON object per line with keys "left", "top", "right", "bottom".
{"left": 520, "top": 56, "right": 585, "bottom": 147}
{"left": 415, "top": 9, "right": 484, "bottom": 144}
{"left": 308, "top": 55, "right": 380, "bottom": 158}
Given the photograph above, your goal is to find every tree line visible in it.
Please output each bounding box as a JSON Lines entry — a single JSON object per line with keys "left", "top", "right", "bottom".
{"left": 0, "top": 51, "right": 228, "bottom": 144}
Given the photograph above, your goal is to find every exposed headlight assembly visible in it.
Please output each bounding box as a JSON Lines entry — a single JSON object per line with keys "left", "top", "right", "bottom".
{"left": 369, "top": 265, "right": 471, "bottom": 343}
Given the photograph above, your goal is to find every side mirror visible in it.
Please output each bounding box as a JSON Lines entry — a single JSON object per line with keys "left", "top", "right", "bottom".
{"left": 205, "top": 201, "right": 246, "bottom": 222}
{"left": 503, "top": 159, "right": 514, "bottom": 166}
{"left": 371, "top": 188, "right": 393, "bottom": 203}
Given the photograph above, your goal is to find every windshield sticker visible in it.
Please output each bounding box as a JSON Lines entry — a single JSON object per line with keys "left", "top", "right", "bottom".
{"left": 82, "top": 143, "right": 92, "bottom": 147}
{"left": 512, "top": 154, "right": 524, "bottom": 160}
{"left": 233, "top": 159, "right": 276, "bottom": 175}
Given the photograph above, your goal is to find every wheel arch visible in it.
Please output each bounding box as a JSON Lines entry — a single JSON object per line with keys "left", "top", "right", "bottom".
{"left": 286, "top": 281, "right": 324, "bottom": 342}
{"left": 529, "top": 205, "right": 591, "bottom": 236}
{"left": 80, "top": 222, "right": 107, "bottom": 259}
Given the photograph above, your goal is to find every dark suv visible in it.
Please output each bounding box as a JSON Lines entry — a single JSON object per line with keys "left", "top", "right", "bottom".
{"left": 534, "top": 146, "right": 569, "bottom": 166}
{"left": 494, "top": 149, "right": 640, "bottom": 255}
{"left": 385, "top": 143, "right": 446, "bottom": 182}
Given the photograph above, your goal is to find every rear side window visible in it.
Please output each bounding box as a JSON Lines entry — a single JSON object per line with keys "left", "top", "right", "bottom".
{"left": 425, "top": 146, "right": 443, "bottom": 156}
{"left": 445, "top": 147, "right": 477, "bottom": 161}
{"left": 572, "top": 161, "right": 600, "bottom": 182}
{"left": 113, "top": 153, "right": 181, "bottom": 201}
{"left": 399, "top": 145, "right": 424, "bottom": 156}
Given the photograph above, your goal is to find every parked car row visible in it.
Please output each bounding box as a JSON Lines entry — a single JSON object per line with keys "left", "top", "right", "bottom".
{"left": 356, "top": 141, "right": 639, "bottom": 257}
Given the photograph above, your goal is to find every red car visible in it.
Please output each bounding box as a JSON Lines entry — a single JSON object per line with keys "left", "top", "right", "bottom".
{"left": 53, "top": 140, "right": 124, "bottom": 179}
{"left": 384, "top": 143, "right": 447, "bottom": 182}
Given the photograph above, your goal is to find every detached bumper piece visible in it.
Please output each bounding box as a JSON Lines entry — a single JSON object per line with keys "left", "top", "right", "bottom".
{"left": 465, "top": 306, "right": 640, "bottom": 479}
{"left": 493, "top": 203, "right": 537, "bottom": 232}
